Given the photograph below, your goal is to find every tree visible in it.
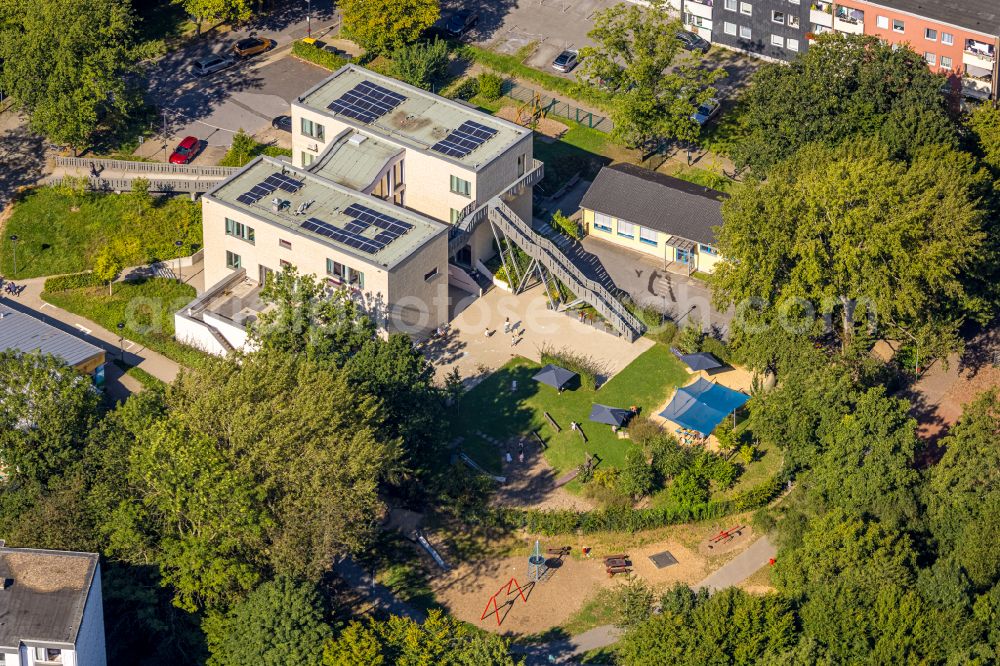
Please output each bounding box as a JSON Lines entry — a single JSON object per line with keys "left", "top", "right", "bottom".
{"left": 578, "top": 0, "right": 724, "bottom": 149}
{"left": 94, "top": 247, "right": 124, "bottom": 295}
{"left": 206, "top": 576, "right": 332, "bottom": 666}
{"left": 391, "top": 38, "right": 449, "bottom": 90}
{"left": 219, "top": 129, "right": 261, "bottom": 168}
{"left": 968, "top": 105, "right": 1000, "bottom": 174}
{"left": 713, "top": 140, "right": 989, "bottom": 355}
{"left": 323, "top": 610, "right": 521, "bottom": 666}
{"left": 177, "top": 0, "right": 252, "bottom": 35}
{"left": 729, "top": 33, "right": 956, "bottom": 174}
{"left": 619, "top": 448, "right": 654, "bottom": 500}
{"left": 340, "top": 0, "right": 440, "bottom": 54}
{"left": 676, "top": 321, "right": 703, "bottom": 353}
{"left": 0, "top": 351, "right": 100, "bottom": 486}
{"left": 0, "top": 0, "right": 144, "bottom": 152}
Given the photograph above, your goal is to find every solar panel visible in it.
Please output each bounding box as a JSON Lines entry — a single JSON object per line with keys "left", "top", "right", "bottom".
{"left": 343, "top": 203, "right": 413, "bottom": 236}
{"left": 264, "top": 172, "right": 304, "bottom": 193}
{"left": 328, "top": 80, "right": 407, "bottom": 124}
{"left": 301, "top": 217, "right": 382, "bottom": 255}
{"left": 431, "top": 120, "right": 498, "bottom": 158}
{"left": 236, "top": 193, "right": 258, "bottom": 205}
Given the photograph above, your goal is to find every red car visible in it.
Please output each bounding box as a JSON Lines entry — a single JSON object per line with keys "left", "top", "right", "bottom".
{"left": 169, "top": 136, "right": 200, "bottom": 164}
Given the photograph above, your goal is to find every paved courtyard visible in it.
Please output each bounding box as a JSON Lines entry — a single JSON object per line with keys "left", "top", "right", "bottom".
{"left": 424, "top": 283, "right": 654, "bottom": 384}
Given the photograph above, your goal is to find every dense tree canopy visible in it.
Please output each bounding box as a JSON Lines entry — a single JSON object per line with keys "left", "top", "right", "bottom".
{"left": 178, "top": 0, "right": 252, "bottom": 33}
{"left": 729, "top": 33, "right": 956, "bottom": 174}
{"left": 578, "top": 0, "right": 724, "bottom": 148}
{"left": 0, "top": 0, "right": 144, "bottom": 151}
{"left": 340, "top": 0, "right": 440, "bottom": 54}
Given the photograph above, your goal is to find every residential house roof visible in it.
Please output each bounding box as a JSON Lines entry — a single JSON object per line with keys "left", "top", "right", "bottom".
{"left": 579, "top": 163, "right": 726, "bottom": 246}
{"left": 0, "top": 305, "right": 104, "bottom": 368}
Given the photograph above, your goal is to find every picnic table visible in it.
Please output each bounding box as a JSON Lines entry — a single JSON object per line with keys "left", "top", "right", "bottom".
{"left": 605, "top": 557, "right": 630, "bottom": 568}
{"left": 606, "top": 565, "right": 631, "bottom": 577}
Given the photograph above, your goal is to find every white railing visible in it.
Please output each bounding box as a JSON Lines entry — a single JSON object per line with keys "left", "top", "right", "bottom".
{"left": 55, "top": 156, "right": 240, "bottom": 178}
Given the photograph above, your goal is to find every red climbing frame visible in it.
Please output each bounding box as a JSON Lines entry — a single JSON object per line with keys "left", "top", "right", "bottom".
{"left": 480, "top": 577, "right": 530, "bottom": 626}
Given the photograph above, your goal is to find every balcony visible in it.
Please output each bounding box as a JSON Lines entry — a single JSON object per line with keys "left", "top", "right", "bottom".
{"left": 833, "top": 7, "right": 864, "bottom": 34}
{"left": 810, "top": 2, "right": 833, "bottom": 28}
{"left": 685, "top": 0, "right": 713, "bottom": 21}
{"left": 963, "top": 63, "right": 993, "bottom": 99}
{"left": 964, "top": 41, "right": 995, "bottom": 71}
{"left": 686, "top": 0, "right": 712, "bottom": 5}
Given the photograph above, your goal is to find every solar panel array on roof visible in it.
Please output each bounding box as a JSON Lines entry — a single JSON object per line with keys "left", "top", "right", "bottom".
{"left": 299, "top": 203, "right": 414, "bottom": 256}
{"left": 431, "top": 120, "right": 498, "bottom": 158}
{"left": 264, "top": 172, "right": 304, "bottom": 193}
{"left": 301, "top": 217, "right": 381, "bottom": 255}
{"left": 343, "top": 203, "right": 413, "bottom": 235}
{"left": 328, "top": 81, "right": 407, "bottom": 124}
{"left": 236, "top": 178, "right": 278, "bottom": 206}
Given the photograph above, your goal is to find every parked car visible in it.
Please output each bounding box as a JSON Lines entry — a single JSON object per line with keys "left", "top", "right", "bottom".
{"left": 169, "top": 136, "right": 201, "bottom": 164}
{"left": 190, "top": 54, "right": 234, "bottom": 77}
{"left": 691, "top": 98, "right": 721, "bottom": 126}
{"left": 444, "top": 10, "right": 479, "bottom": 37}
{"left": 676, "top": 30, "right": 711, "bottom": 53}
{"left": 232, "top": 36, "right": 276, "bottom": 58}
{"left": 271, "top": 115, "right": 292, "bottom": 132}
{"left": 552, "top": 50, "right": 579, "bottom": 73}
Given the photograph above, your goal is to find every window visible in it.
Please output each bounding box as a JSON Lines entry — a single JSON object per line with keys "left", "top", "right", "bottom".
{"left": 699, "top": 244, "right": 718, "bottom": 255}
{"left": 739, "top": 1, "right": 752, "bottom": 15}
{"left": 684, "top": 13, "right": 709, "bottom": 28}
{"left": 639, "top": 226, "right": 657, "bottom": 246}
{"left": 449, "top": 175, "right": 471, "bottom": 197}
{"left": 924, "top": 52, "right": 936, "bottom": 65}
{"left": 724, "top": 0, "right": 737, "bottom": 10}
{"left": 327, "top": 259, "right": 346, "bottom": 280}
{"left": 279, "top": 239, "right": 291, "bottom": 250}
{"left": 424, "top": 267, "right": 439, "bottom": 281}
{"left": 787, "top": 38, "right": 800, "bottom": 51}
{"left": 226, "top": 251, "right": 242, "bottom": 269}
{"left": 788, "top": 15, "right": 799, "bottom": 27}
{"left": 300, "top": 117, "right": 325, "bottom": 140}
{"left": 771, "top": 34, "right": 784, "bottom": 47}
{"left": 724, "top": 21, "right": 737, "bottom": 35}
{"left": 788, "top": 0, "right": 800, "bottom": 5}
{"left": 925, "top": 28, "right": 937, "bottom": 41}
{"left": 739, "top": 25, "right": 752, "bottom": 39}
{"left": 225, "top": 218, "right": 255, "bottom": 244}
{"left": 517, "top": 154, "right": 526, "bottom": 176}
{"left": 771, "top": 10, "right": 784, "bottom": 23}
{"left": 34, "top": 648, "right": 62, "bottom": 664}
{"left": 940, "top": 55, "right": 952, "bottom": 69}
{"left": 593, "top": 212, "right": 612, "bottom": 232}
{"left": 876, "top": 15, "right": 888, "bottom": 29}
{"left": 326, "top": 260, "right": 364, "bottom": 288}
{"left": 617, "top": 220, "right": 634, "bottom": 239}
{"left": 450, "top": 208, "right": 462, "bottom": 224}
{"left": 301, "top": 151, "right": 315, "bottom": 167}
{"left": 941, "top": 32, "right": 953, "bottom": 45}
{"left": 279, "top": 259, "right": 291, "bottom": 269}
{"left": 892, "top": 18, "right": 904, "bottom": 32}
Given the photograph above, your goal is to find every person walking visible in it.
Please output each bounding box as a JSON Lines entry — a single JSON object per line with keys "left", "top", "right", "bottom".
{"left": 503, "top": 317, "right": 510, "bottom": 334}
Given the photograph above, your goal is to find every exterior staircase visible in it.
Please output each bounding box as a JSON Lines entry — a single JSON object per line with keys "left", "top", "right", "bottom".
{"left": 487, "top": 200, "right": 645, "bottom": 342}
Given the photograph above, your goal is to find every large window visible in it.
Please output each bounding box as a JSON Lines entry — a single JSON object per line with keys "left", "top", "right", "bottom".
{"left": 450, "top": 175, "right": 471, "bottom": 197}
{"left": 892, "top": 18, "right": 904, "bottom": 32}
{"left": 724, "top": 0, "right": 737, "bottom": 10}
{"left": 639, "top": 226, "right": 657, "bottom": 246}
{"left": 925, "top": 28, "right": 937, "bottom": 41}
{"left": 924, "top": 52, "right": 936, "bottom": 66}
{"left": 699, "top": 244, "right": 718, "bottom": 255}
{"left": 739, "top": 25, "right": 752, "bottom": 39}
{"left": 225, "top": 218, "right": 255, "bottom": 244}
{"left": 593, "top": 212, "right": 612, "bottom": 232}
{"left": 724, "top": 21, "right": 737, "bottom": 35}
{"left": 301, "top": 151, "right": 315, "bottom": 167}
{"left": 739, "top": 1, "right": 752, "bottom": 15}
{"left": 617, "top": 220, "right": 634, "bottom": 239}
{"left": 788, "top": 14, "right": 799, "bottom": 27}
{"left": 771, "top": 34, "right": 784, "bottom": 47}
{"left": 300, "top": 117, "right": 325, "bottom": 140}
{"left": 940, "top": 55, "right": 952, "bottom": 69}
{"left": 876, "top": 15, "right": 888, "bottom": 29}
{"left": 771, "top": 10, "right": 785, "bottom": 23}
{"left": 424, "top": 267, "right": 439, "bottom": 281}
{"left": 941, "top": 32, "right": 954, "bottom": 45}
{"left": 450, "top": 208, "right": 462, "bottom": 224}
{"left": 226, "top": 251, "right": 242, "bottom": 269}
{"left": 326, "top": 259, "right": 364, "bottom": 288}
{"left": 787, "top": 38, "right": 799, "bottom": 51}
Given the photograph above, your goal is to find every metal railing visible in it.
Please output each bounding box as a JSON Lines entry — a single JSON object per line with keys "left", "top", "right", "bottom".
{"left": 447, "top": 160, "right": 544, "bottom": 255}
{"left": 55, "top": 156, "right": 241, "bottom": 178}
{"left": 504, "top": 82, "right": 614, "bottom": 134}
{"left": 488, "top": 200, "right": 645, "bottom": 341}
{"left": 48, "top": 176, "right": 219, "bottom": 193}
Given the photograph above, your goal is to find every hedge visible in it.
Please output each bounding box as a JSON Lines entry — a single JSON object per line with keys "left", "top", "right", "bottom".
{"left": 292, "top": 40, "right": 350, "bottom": 71}
{"left": 481, "top": 474, "right": 785, "bottom": 536}
{"left": 43, "top": 272, "right": 104, "bottom": 292}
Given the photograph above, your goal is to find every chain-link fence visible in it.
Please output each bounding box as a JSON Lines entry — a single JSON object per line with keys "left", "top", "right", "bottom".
{"left": 503, "top": 81, "right": 615, "bottom": 134}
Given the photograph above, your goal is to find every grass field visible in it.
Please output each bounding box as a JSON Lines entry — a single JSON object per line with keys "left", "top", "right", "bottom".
{"left": 452, "top": 344, "right": 689, "bottom": 476}
{"left": 0, "top": 188, "right": 201, "bottom": 279}
{"left": 43, "top": 278, "right": 209, "bottom": 368}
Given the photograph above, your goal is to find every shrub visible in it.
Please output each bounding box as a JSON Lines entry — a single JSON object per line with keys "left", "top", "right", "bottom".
{"left": 550, "top": 210, "right": 581, "bottom": 239}
{"left": 391, "top": 38, "right": 449, "bottom": 90}
{"left": 450, "top": 77, "right": 479, "bottom": 100}
{"left": 700, "top": 335, "right": 731, "bottom": 364}
{"left": 737, "top": 444, "right": 756, "bottom": 465}
{"left": 676, "top": 322, "right": 704, "bottom": 353}
{"left": 648, "top": 320, "right": 678, "bottom": 346}
{"left": 650, "top": 435, "right": 691, "bottom": 485}
{"left": 477, "top": 72, "right": 504, "bottom": 101}
{"left": 539, "top": 344, "right": 605, "bottom": 390}
{"left": 619, "top": 449, "right": 655, "bottom": 500}
{"left": 44, "top": 272, "right": 104, "bottom": 291}
{"left": 291, "top": 40, "right": 349, "bottom": 70}
{"left": 628, "top": 416, "right": 663, "bottom": 448}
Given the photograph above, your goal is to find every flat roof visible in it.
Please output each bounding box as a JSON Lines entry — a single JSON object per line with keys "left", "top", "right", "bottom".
{"left": 308, "top": 128, "right": 403, "bottom": 191}
{"left": 208, "top": 156, "right": 446, "bottom": 270}
{"left": 873, "top": 0, "right": 999, "bottom": 36}
{"left": 580, "top": 163, "right": 726, "bottom": 246}
{"left": 297, "top": 65, "right": 530, "bottom": 170}
{"left": 0, "top": 547, "right": 99, "bottom": 648}
{"left": 0, "top": 304, "right": 103, "bottom": 368}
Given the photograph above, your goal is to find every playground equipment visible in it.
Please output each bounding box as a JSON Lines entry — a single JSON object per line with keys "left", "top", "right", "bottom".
{"left": 414, "top": 530, "right": 450, "bottom": 572}
{"left": 707, "top": 525, "right": 745, "bottom": 549}
{"left": 516, "top": 91, "right": 544, "bottom": 128}
{"left": 480, "top": 577, "right": 530, "bottom": 627}
{"left": 528, "top": 540, "right": 547, "bottom": 582}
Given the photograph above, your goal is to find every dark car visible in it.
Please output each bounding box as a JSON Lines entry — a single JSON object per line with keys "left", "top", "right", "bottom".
{"left": 691, "top": 98, "right": 721, "bottom": 126}
{"left": 190, "top": 54, "right": 234, "bottom": 77}
{"left": 444, "top": 10, "right": 479, "bottom": 37}
{"left": 552, "top": 50, "right": 579, "bottom": 73}
{"left": 232, "top": 36, "right": 276, "bottom": 58}
{"left": 169, "top": 136, "right": 200, "bottom": 165}
{"left": 676, "top": 30, "right": 711, "bottom": 53}
{"left": 271, "top": 115, "right": 292, "bottom": 132}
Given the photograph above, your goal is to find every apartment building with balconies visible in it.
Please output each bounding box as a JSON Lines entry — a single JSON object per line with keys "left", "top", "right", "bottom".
{"left": 683, "top": 0, "right": 810, "bottom": 62}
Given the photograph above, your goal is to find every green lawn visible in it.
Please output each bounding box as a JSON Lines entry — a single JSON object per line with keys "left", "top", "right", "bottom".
{"left": 669, "top": 165, "right": 735, "bottom": 194}
{"left": 0, "top": 188, "right": 201, "bottom": 279}
{"left": 43, "top": 278, "right": 209, "bottom": 368}
{"left": 452, "top": 344, "right": 690, "bottom": 477}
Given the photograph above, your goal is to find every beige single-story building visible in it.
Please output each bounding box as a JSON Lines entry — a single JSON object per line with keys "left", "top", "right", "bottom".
{"left": 580, "top": 163, "right": 727, "bottom": 275}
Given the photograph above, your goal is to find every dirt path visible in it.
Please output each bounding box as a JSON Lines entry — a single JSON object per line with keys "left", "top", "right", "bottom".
{"left": 493, "top": 444, "right": 596, "bottom": 511}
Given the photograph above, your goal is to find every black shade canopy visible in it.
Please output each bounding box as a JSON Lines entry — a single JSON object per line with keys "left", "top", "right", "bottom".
{"left": 673, "top": 349, "right": 724, "bottom": 371}
{"left": 532, "top": 364, "right": 578, "bottom": 390}
{"left": 589, "top": 403, "right": 631, "bottom": 427}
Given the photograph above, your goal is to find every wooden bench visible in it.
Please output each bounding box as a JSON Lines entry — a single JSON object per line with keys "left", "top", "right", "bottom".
{"left": 606, "top": 565, "right": 631, "bottom": 577}
{"left": 546, "top": 547, "right": 571, "bottom": 556}
{"left": 532, "top": 430, "right": 546, "bottom": 449}
{"left": 603, "top": 553, "right": 628, "bottom": 563}
{"left": 544, "top": 412, "right": 561, "bottom": 432}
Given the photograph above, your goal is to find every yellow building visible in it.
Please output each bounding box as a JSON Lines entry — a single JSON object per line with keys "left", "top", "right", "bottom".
{"left": 579, "top": 164, "right": 726, "bottom": 275}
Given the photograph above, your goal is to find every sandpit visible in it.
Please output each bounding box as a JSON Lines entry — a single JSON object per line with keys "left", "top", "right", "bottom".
{"left": 495, "top": 106, "right": 569, "bottom": 139}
